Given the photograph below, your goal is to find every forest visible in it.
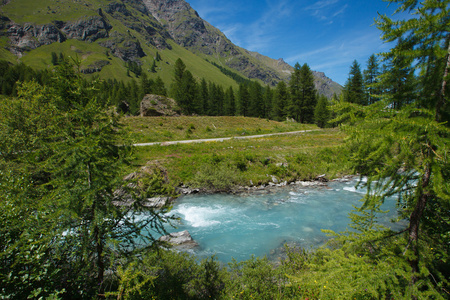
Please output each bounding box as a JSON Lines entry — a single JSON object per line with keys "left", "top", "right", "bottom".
{"left": 0, "top": 0, "right": 449, "bottom": 299}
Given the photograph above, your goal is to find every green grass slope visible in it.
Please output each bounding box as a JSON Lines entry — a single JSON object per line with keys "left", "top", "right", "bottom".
{"left": 0, "top": 0, "right": 239, "bottom": 89}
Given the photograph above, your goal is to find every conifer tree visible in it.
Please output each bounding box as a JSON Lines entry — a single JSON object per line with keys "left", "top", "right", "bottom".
{"left": 298, "top": 63, "right": 317, "bottom": 123}
{"left": 288, "top": 62, "right": 302, "bottom": 121}
{"left": 263, "top": 85, "right": 274, "bottom": 119}
{"left": 154, "top": 76, "right": 167, "bottom": 96}
{"left": 329, "top": 1, "right": 450, "bottom": 298}
{"left": 344, "top": 60, "right": 366, "bottom": 105}
{"left": 179, "top": 70, "right": 197, "bottom": 115}
{"left": 237, "top": 83, "right": 250, "bottom": 117}
{"left": 273, "top": 81, "right": 289, "bottom": 121}
{"left": 198, "top": 78, "right": 209, "bottom": 115}
{"left": 150, "top": 59, "right": 157, "bottom": 73}
{"left": 248, "top": 81, "right": 263, "bottom": 117}
{"left": 377, "top": 39, "right": 417, "bottom": 110}
{"left": 314, "top": 94, "right": 330, "bottom": 128}
{"left": 0, "top": 60, "right": 174, "bottom": 298}
{"left": 363, "top": 54, "right": 381, "bottom": 104}
{"left": 224, "top": 86, "right": 236, "bottom": 116}
{"left": 172, "top": 58, "right": 197, "bottom": 114}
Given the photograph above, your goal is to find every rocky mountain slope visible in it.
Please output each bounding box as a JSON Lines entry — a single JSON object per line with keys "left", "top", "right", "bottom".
{"left": 0, "top": 0, "right": 341, "bottom": 97}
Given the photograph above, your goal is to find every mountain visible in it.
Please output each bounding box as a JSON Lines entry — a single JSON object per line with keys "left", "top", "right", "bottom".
{"left": 0, "top": 0, "right": 342, "bottom": 97}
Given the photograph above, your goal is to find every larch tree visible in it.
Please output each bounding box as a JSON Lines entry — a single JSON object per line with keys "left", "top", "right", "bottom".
{"left": 0, "top": 60, "right": 174, "bottom": 299}
{"left": 328, "top": 0, "right": 450, "bottom": 298}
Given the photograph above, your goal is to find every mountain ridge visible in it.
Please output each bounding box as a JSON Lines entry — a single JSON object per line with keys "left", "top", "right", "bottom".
{"left": 0, "top": 0, "right": 342, "bottom": 97}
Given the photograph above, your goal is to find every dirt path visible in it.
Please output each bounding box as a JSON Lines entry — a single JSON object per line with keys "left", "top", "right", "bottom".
{"left": 133, "top": 130, "right": 318, "bottom": 147}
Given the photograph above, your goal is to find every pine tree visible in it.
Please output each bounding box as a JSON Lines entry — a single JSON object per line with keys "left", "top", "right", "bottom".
{"left": 298, "top": 63, "right": 317, "bottom": 123}
{"left": 263, "top": 85, "right": 273, "bottom": 119}
{"left": 51, "top": 52, "right": 58, "bottom": 65}
{"left": 273, "top": 81, "right": 289, "bottom": 121}
{"left": 198, "top": 78, "right": 209, "bottom": 115}
{"left": 224, "top": 86, "right": 236, "bottom": 116}
{"left": 288, "top": 62, "right": 302, "bottom": 121}
{"left": 178, "top": 70, "right": 197, "bottom": 115}
{"left": 363, "top": 54, "right": 381, "bottom": 105}
{"left": 237, "top": 83, "right": 250, "bottom": 117}
{"left": 344, "top": 60, "right": 366, "bottom": 105}
{"left": 154, "top": 76, "right": 167, "bottom": 96}
{"left": 314, "top": 94, "right": 330, "bottom": 128}
{"left": 172, "top": 58, "right": 197, "bottom": 114}
{"left": 150, "top": 59, "right": 157, "bottom": 73}
{"left": 248, "top": 81, "right": 263, "bottom": 117}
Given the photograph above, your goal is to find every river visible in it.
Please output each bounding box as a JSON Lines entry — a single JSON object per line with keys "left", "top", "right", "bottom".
{"left": 165, "top": 176, "right": 404, "bottom": 263}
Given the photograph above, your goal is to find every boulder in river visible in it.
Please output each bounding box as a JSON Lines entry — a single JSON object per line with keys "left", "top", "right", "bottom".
{"left": 159, "top": 230, "right": 199, "bottom": 250}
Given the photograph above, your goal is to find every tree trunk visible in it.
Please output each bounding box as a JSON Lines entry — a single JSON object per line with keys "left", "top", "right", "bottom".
{"left": 407, "top": 159, "right": 432, "bottom": 299}
{"left": 436, "top": 33, "right": 450, "bottom": 123}
{"left": 95, "top": 225, "right": 105, "bottom": 299}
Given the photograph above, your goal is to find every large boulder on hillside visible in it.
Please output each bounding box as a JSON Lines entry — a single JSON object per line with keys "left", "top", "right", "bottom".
{"left": 140, "top": 94, "right": 181, "bottom": 117}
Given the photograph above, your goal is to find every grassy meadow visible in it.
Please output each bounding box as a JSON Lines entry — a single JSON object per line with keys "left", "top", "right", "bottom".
{"left": 125, "top": 116, "right": 351, "bottom": 190}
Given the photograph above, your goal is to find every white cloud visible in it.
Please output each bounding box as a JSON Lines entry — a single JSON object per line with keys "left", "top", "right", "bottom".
{"left": 305, "top": 0, "right": 340, "bottom": 10}
{"left": 304, "top": 0, "right": 347, "bottom": 24}
{"left": 285, "top": 29, "right": 389, "bottom": 85}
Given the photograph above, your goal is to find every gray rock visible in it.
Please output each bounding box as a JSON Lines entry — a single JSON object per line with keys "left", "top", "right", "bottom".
{"left": 159, "top": 230, "right": 199, "bottom": 250}
{"left": 61, "top": 16, "right": 112, "bottom": 42}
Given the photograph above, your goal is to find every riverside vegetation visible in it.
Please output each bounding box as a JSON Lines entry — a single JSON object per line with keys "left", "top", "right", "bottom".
{"left": 1, "top": 0, "right": 450, "bottom": 299}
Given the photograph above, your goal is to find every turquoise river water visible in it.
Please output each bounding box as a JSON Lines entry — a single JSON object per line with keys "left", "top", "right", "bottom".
{"left": 164, "top": 177, "right": 403, "bottom": 263}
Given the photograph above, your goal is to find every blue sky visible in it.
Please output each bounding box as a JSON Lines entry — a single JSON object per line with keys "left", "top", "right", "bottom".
{"left": 186, "top": 0, "right": 400, "bottom": 86}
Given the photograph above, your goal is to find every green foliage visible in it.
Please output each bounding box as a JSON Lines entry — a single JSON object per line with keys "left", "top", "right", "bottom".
{"left": 273, "top": 81, "right": 289, "bottom": 121}
{"left": 207, "top": 59, "right": 252, "bottom": 85}
{"left": 289, "top": 63, "right": 318, "bottom": 123}
{"left": 109, "top": 250, "right": 226, "bottom": 300}
{"left": 363, "top": 54, "right": 381, "bottom": 105}
{"left": 0, "top": 60, "right": 174, "bottom": 299}
{"left": 226, "top": 256, "right": 285, "bottom": 299}
{"left": 344, "top": 60, "right": 366, "bottom": 105}
{"left": 314, "top": 94, "right": 330, "bottom": 128}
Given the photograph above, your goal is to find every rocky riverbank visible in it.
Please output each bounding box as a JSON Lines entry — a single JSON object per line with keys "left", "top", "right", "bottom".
{"left": 176, "top": 174, "right": 356, "bottom": 196}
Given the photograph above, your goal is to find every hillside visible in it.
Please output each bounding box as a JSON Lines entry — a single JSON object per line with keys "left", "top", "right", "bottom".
{"left": 0, "top": 0, "right": 342, "bottom": 96}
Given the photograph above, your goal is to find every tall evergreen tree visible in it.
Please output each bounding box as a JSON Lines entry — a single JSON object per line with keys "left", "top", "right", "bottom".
{"left": 298, "top": 63, "right": 317, "bottom": 123}
{"left": 344, "top": 60, "right": 366, "bottom": 105}
{"left": 224, "top": 86, "right": 236, "bottom": 116}
{"left": 363, "top": 54, "right": 381, "bottom": 105}
{"left": 273, "top": 81, "right": 289, "bottom": 121}
{"left": 314, "top": 94, "right": 330, "bottom": 128}
{"left": 289, "top": 62, "right": 302, "bottom": 121}
{"left": 263, "top": 85, "right": 274, "bottom": 119}
{"left": 237, "top": 83, "right": 250, "bottom": 117}
{"left": 153, "top": 76, "right": 167, "bottom": 96}
{"left": 198, "top": 78, "right": 209, "bottom": 115}
{"left": 248, "top": 81, "right": 264, "bottom": 117}
{"left": 171, "top": 58, "right": 197, "bottom": 114}
{"left": 178, "top": 70, "right": 197, "bottom": 115}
